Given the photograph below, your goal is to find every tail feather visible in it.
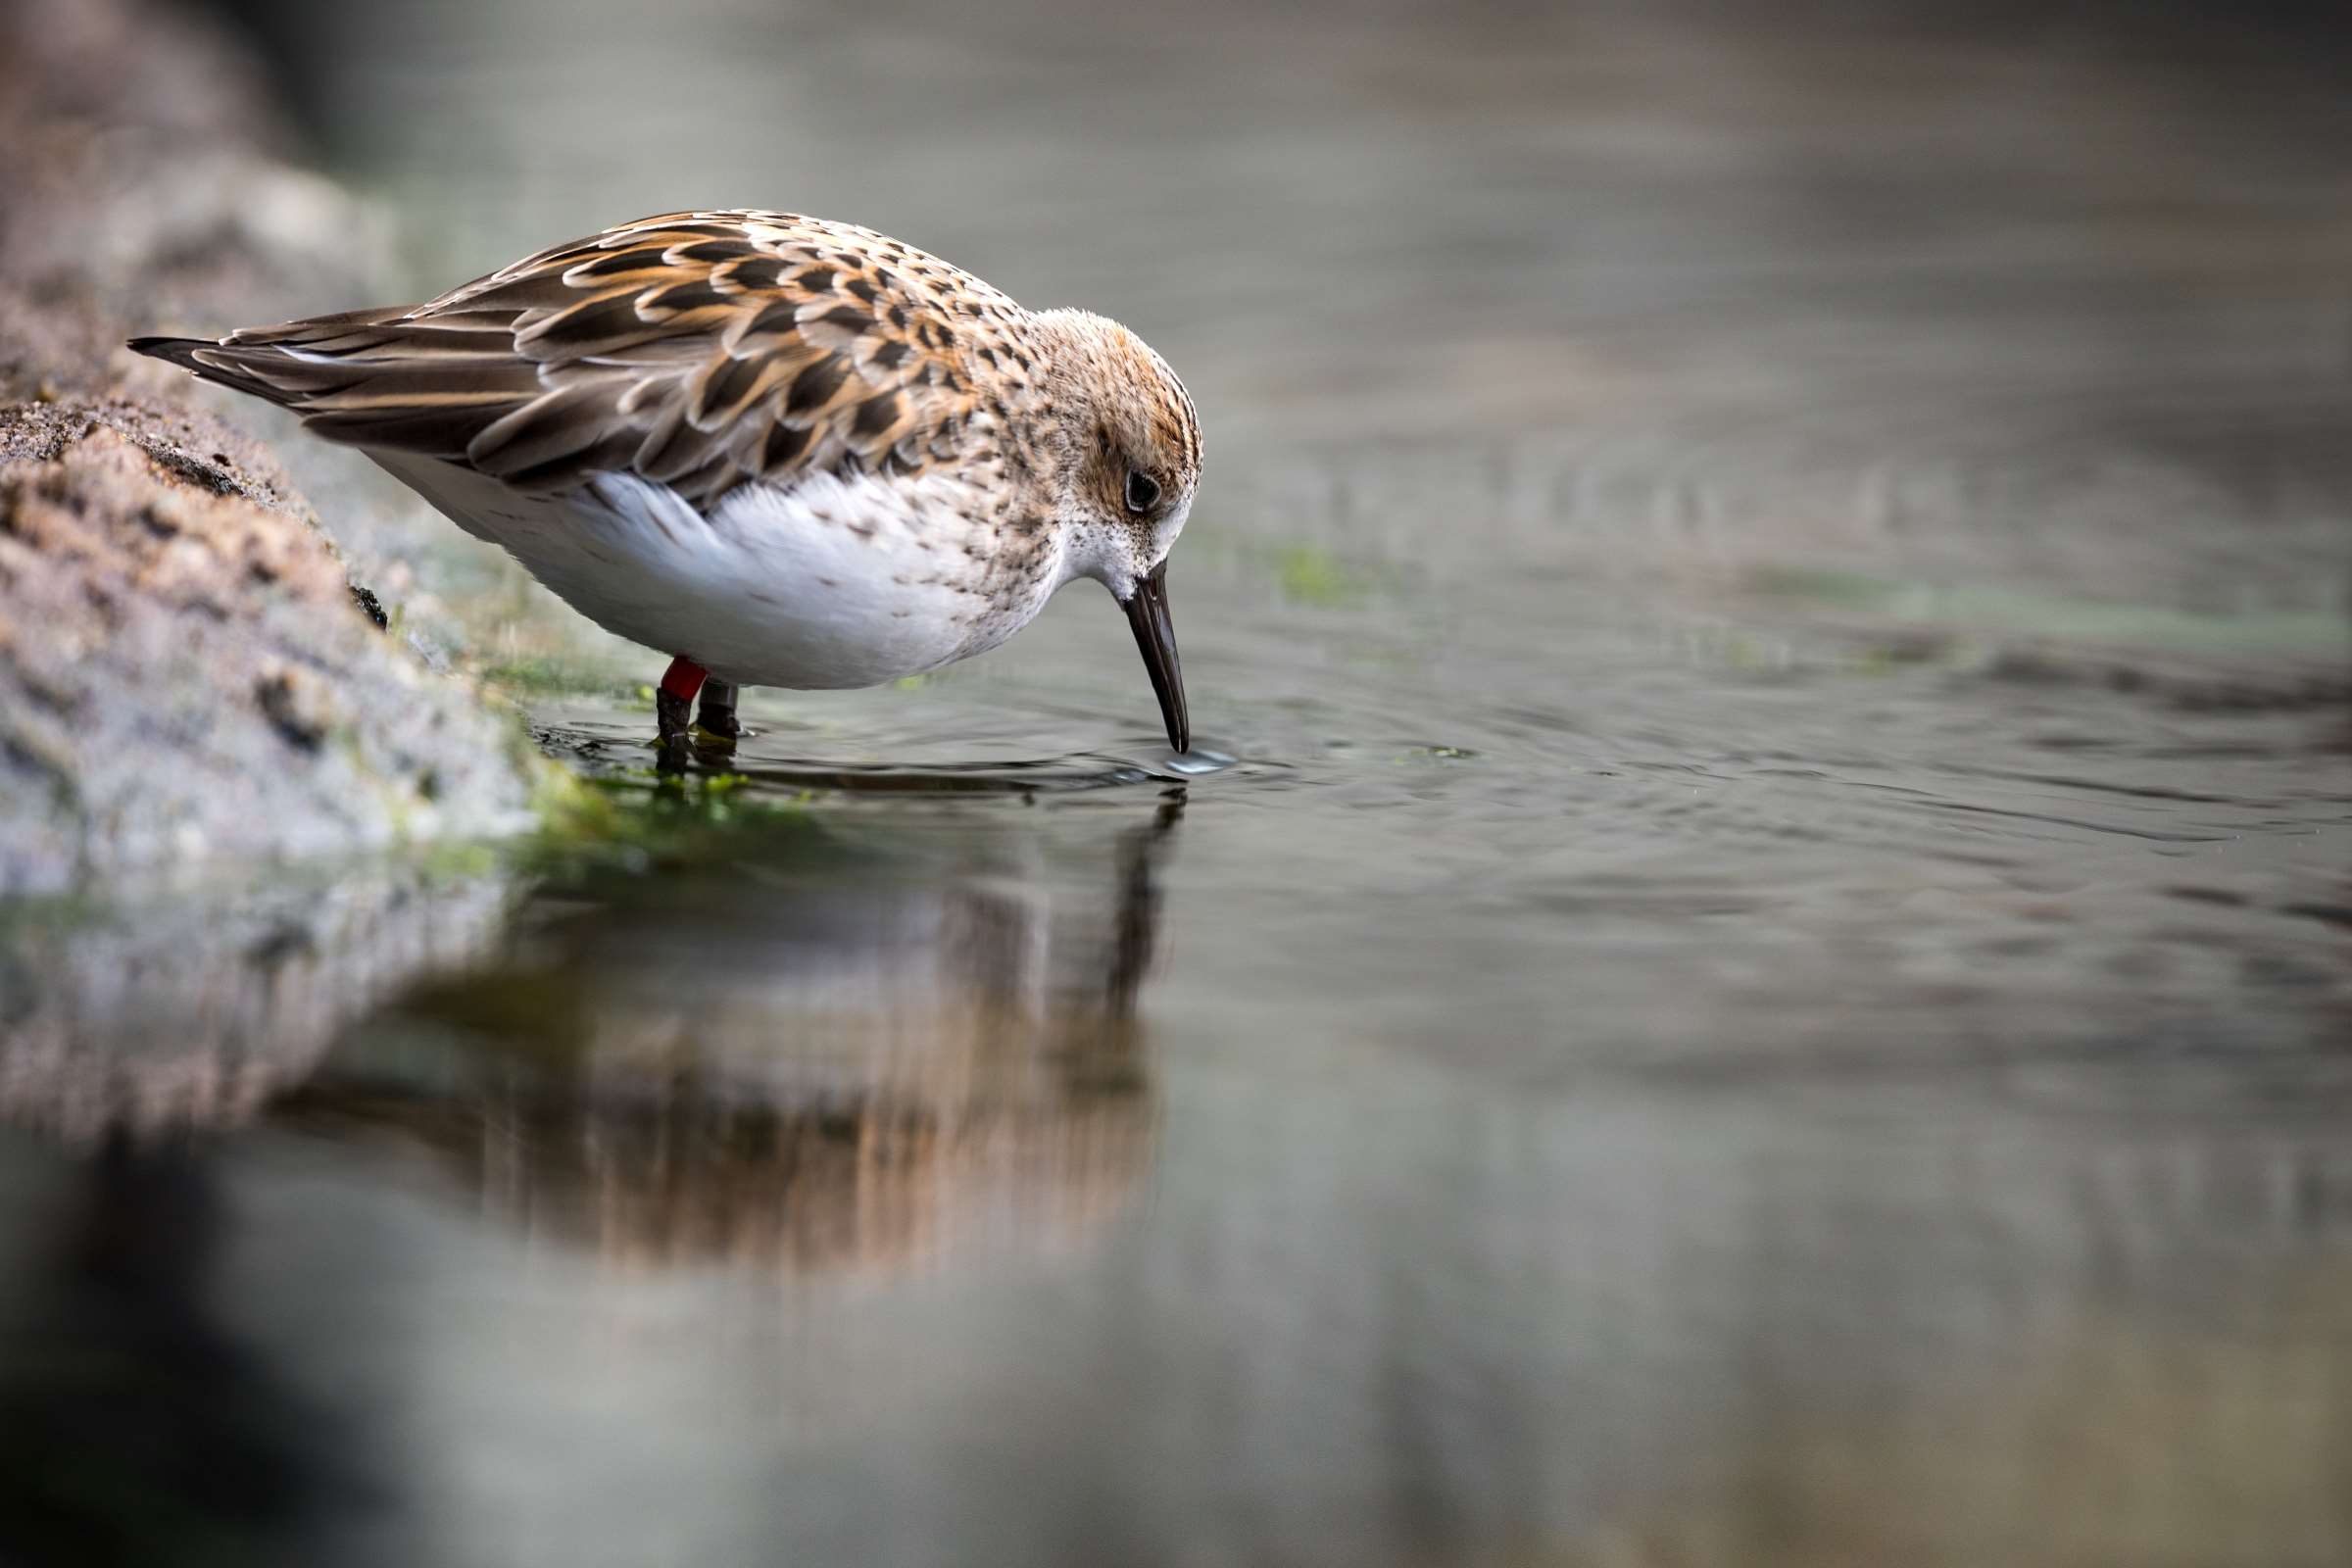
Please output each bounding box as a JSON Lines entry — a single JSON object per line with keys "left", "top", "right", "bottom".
{"left": 129, "top": 317, "right": 537, "bottom": 464}
{"left": 127, "top": 334, "right": 303, "bottom": 407}
{"left": 125, "top": 334, "right": 208, "bottom": 369}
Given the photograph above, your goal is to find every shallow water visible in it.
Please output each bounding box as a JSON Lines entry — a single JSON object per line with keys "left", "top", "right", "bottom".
{"left": 6, "top": 0, "right": 2352, "bottom": 1562}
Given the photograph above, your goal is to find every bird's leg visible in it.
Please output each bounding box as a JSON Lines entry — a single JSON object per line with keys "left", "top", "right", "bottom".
{"left": 696, "top": 677, "right": 741, "bottom": 741}
{"left": 656, "top": 657, "right": 707, "bottom": 768}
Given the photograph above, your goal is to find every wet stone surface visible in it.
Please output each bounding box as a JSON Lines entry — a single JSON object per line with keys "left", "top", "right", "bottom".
{"left": 0, "top": 403, "right": 537, "bottom": 892}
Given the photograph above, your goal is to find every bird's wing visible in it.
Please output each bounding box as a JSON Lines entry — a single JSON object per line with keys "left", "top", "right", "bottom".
{"left": 148, "top": 211, "right": 1027, "bottom": 506}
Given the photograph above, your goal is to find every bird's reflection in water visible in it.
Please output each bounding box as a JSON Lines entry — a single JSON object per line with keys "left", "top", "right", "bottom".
{"left": 270, "top": 792, "right": 1186, "bottom": 1274}
{"left": 0, "top": 797, "right": 1179, "bottom": 1560}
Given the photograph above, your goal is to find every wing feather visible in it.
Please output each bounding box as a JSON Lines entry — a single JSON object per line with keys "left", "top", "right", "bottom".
{"left": 154, "top": 210, "right": 1023, "bottom": 506}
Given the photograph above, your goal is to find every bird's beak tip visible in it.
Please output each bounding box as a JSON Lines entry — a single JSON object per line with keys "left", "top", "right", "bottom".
{"left": 1122, "top": 562, "right": 1189, "bottom": 755}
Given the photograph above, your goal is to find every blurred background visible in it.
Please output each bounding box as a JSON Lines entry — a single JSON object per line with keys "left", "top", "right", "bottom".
{"left": 1, "top": 0, "right": 2348, "bottom": 1562}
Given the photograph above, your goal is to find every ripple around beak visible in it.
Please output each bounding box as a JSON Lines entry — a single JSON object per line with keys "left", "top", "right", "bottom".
{"left": 1149, "top": 747, "right": 1233, "bottom": 778}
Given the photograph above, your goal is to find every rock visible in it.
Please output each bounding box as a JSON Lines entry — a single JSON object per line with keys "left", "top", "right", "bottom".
{"left": 0, "top": 0, "right": 546, "bottom": 891}
{"left": 0, "top": 400, "right": 538, "bottom": 893}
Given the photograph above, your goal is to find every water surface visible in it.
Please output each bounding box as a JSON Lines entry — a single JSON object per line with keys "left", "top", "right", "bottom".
{"left": 5, "top": 0, "right": 2350, "bottom": 1562}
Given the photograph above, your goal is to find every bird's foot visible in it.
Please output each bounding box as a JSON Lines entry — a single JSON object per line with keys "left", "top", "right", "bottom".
{"left": 654, "top": 656, "right": 707, "bottom": 774}
{"left": 654, "top": 689, "right": 695, "bottom": 773}
{"left": 695, "top": 677, "right": 742, "bottom": 744}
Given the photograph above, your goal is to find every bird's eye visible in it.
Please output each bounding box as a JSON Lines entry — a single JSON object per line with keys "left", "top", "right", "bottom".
{"left": 1125, "top": 470, "right": 1161, "bottom": 514}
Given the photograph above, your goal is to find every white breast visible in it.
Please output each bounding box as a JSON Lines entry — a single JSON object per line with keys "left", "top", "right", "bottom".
{"left": 370, "top": 454, "right": 1062, "bottom": 689}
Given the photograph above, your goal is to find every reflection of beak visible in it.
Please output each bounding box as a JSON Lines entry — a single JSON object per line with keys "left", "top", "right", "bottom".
{"left": 1121, "top": 561, "right": 1189, "bottom": 753}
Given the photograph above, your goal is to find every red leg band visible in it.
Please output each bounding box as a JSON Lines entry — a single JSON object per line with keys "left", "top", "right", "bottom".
{"left": 660, "top": 657, "right": 708, "bottom": 702}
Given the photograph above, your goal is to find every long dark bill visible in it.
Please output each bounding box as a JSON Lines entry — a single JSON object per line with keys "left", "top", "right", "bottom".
{"left": 1123, "top": 561, "right": 1189, "bottom": 754}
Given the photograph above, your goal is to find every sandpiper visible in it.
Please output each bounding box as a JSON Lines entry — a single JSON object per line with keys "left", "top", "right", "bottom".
{"left": 132, "top": 210, "right": 1200, "bottom": 758}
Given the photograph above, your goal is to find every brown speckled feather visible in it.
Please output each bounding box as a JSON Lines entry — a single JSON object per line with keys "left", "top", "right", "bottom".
{"left": 169, "top": 211, "right": 1035, "bottom": 506}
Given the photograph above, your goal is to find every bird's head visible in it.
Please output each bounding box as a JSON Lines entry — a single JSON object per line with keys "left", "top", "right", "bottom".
{"left": 1032, "top": 309, "right": 1201, "bottom": 753}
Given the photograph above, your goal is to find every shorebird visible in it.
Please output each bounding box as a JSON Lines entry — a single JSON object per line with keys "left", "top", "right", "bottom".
{"left": 132, "top": 210, "right": 1200, "bottom": 759}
